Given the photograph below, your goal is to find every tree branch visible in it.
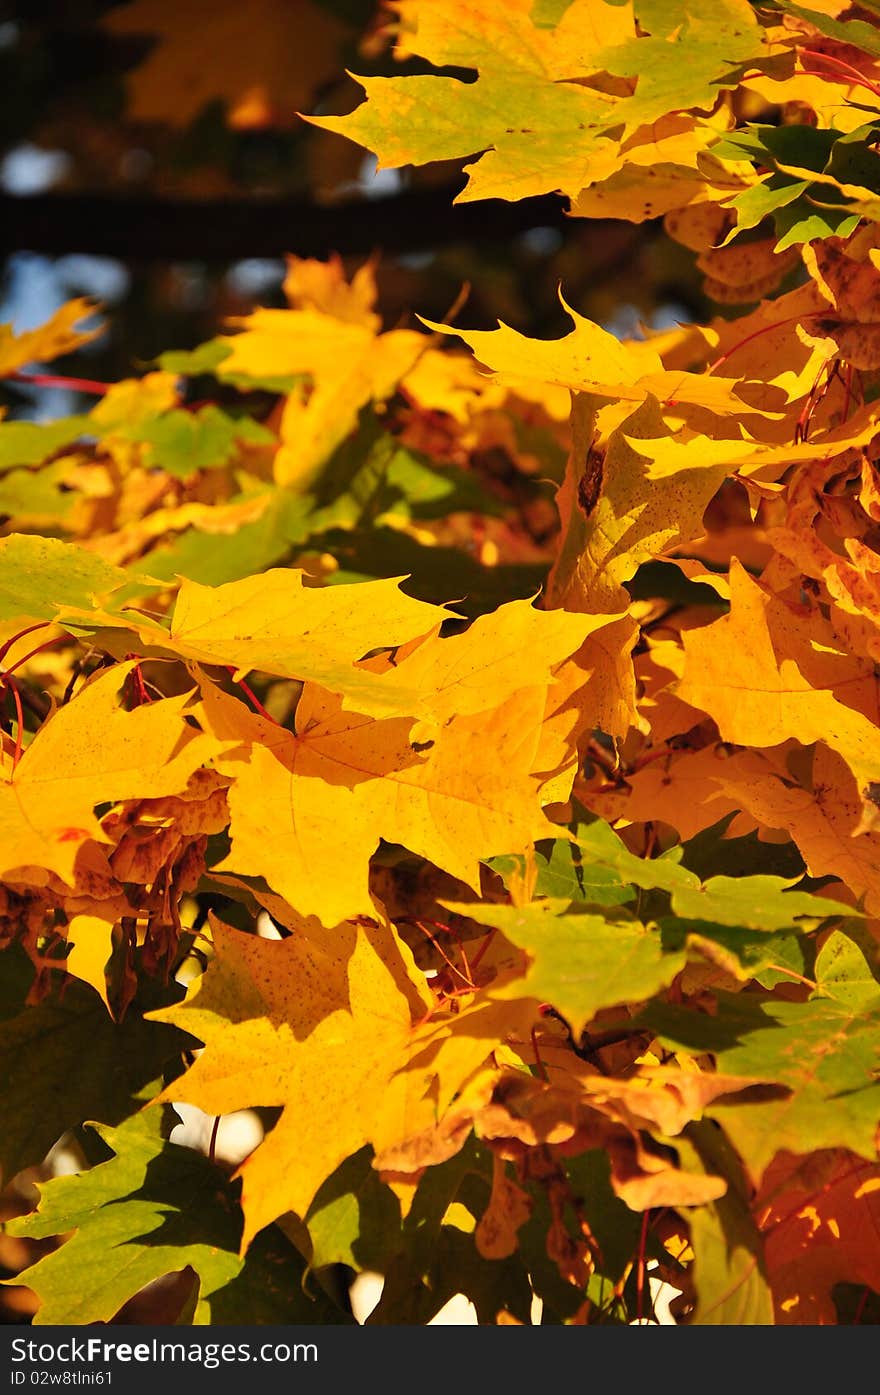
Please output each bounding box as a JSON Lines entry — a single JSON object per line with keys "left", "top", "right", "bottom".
{"left": 0, "top": 186, "right": 632, "bottom": 262}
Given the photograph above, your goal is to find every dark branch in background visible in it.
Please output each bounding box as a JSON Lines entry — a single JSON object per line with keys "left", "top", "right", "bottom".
{"left": 0, "top": 185, "right": 639, "bottom": 262}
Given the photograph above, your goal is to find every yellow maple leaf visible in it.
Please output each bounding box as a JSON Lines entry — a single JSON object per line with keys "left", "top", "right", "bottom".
{"left": 422, "top": 298, "right": 782, "bottom": 429}
{"left": 571, "top": 112, "right": 744, "bottom": 223}
{"left": 579, "top": 741, "right": 757, "bottom": 844}
{"left": 311, "top": 0, "right": 762, "bottom": 207}
{"left": 374, "top": 596, "right": 607, "bottom": 724}
{"left": 0, "top": 300, "right": 102, "bottom": 378}
{"left": 422, "top": 303, "right": 662, "bottom": 404}
{"left": 740, "top": 70, "right": 868, "bottom": 135}
{"left": 710, "top": 745, "right": 880, "bottom": 915}
{"left": 678, "top": 560, "right": 880, "bottom": 790}
{"left": 103, "top": 0, "right": 348, "bottom": 129}
{"left": 274, "top": 330, "right": 425, "bottom": 489}
{"left": 164, "top": 568, "right": 454, "bottom": 714}
{"left": 282, "top": 253, "right": 382, "bottom": 331}
{"left": 309, "top": 0, "right": 630, "bottom": 205}
{"left": 195, "top": 677, "right": 565, "bottom": 923}
{"left": 401, "top": 344, "right": 571, "bottom": 436}
{"left": 219, "top": 302, "right": 425, "bottom": 490}
{"left": 549, "top": 396, "right": 736, "bottom": 616}
{"left": 150, "top": 915, "right": 436, "bottom": 1247}
{"left": 0, "top": 663, "right": 217, "bottom": 886}
{"left": 64, "top": 914, "right": 115, "bottom": 1012}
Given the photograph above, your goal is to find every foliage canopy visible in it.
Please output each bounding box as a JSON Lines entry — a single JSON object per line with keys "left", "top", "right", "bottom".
{"left": 5, "top": 0, "right": 880, "bottom": 1328}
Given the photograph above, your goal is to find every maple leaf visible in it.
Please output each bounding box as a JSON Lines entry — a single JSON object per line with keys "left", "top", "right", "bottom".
{"left": 668, "top": 872, "right": 852, "bottom": 930}
{"left": 644, "top": 932, "right": 880, "bottom": 1180}
{"left": 803, "top": 229, "right": 880, "bottom": 368}
{"left": 678, "top": 559, "right": 880, "bottom": 790}
{"left": 765, "top": 454, "right": 880, "bottom": 630}
{"left": 372, "top": 595, "right": 607, "bottom": 723}
{"left": 490, "top": 831, "right": 644, "bottom": 910}
{"left": 283, "top": 253, "right": 383, "bottom": 330}
{"left": 103, "top": 0, "right": 348, "bottom": 129}
{"left": 195, "top": 676, "right": 566, "bottom": 923}
{"left": 547, "top": 395, "right": 739, "bottom": 615}
{"left": 570, "top": 113, "right": 746, "bottom": 223}
{"left": 64, "top": 914, "right": 115, "bottom": 1012}
{"left": 571, "top": 817, "right": 697, "bottom": 897}
{"left": 0, "top": 300, "right": 102, "bottom": 378}
{"left": 90, "top": 368, "right": 179, "bottom": 432}
{"left": 447, "top": 898, "right": 687, "bottom": 1040}
{"left": 309, "top": 0, "right": 763, "bottom": 207}
{"left": 128, "top": 429, "right": 504, "bottom": 595}
{"left": 579, "top": 740, "right": 756, "bottom": 843}
{"left": 164, "top": 568, "right": 452, "bottom": 709}
{"left": 689, "top": 280, "right": 835, "bottom": 409}
{"left": 714, "top": 120, "right": 868, "bottom": 252}
{"left": 128, "top": 406, "right": 275, "bottom": 481}
{"left": 0, "top": 663, "right": 218, "bottom": 886}
{"left": 0, "top": 971, "right": 190, "bottom": 1185}
{"left": 303, "top": 1147, "right": 402, "bottom": 1275}
{"left": 218, "top": 301, "right": 425, "bottom": 490}
{"left": 0, "top": 535, "right": 149, "bottom": 625}
{"left": 149, "top": 915, "right": 440, "bottom": 1247}
{"left": 710, "top": 746, "right": 880, "bottom": 914}
{"left": 675, "top": 1125, "right": 774, "bottom": 1325}
{"left": 554, "top": 613, "right": 643, "bottom": 740}
{"left": 756, "top": 1147, "right": 880, "bottom": 1323}
{"left": 0, "top": 415, "right": 93, "bottom": 471}
{"left": 422, "top": 301, "right": 771, "bottom": 417}
{"left": 6, "top": 1111, "right": 346, "bottom": 1324}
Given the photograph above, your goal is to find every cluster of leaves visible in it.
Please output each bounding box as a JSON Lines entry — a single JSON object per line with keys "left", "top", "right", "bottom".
{"left": 7, "top": 0, "right": 880, "bottom": 1328}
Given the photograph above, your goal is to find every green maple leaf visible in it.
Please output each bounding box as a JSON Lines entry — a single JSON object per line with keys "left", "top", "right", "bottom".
{"left": 0, "top": 535, "right": 158, "bottom": 625}
{"left": 486, "top": 823, "right": 847, "bottom": 1003}
{"left": 130, "top": 405, "right": 275, "bottom": 480}
{"left": 669, "top": 874, "right": 854, "bottom": 930}
{"left": 158, "top": 338, "right": 296, "bottom": 392}
{"left": 0, "top": 977, "right": 191, "bottom": 1185}
{"left": 659, "top": 917, "right": 807, "bottom": 988}
{"left": 677, "top": 1124, "right": 773, "bottom": 1326}
{"left": 489, "top": 813, "right": 699, "bottom": 905}
{"left": 716, "top": 121, "right": 880, "bottom": 249}
{"left": 489, "top": 833, "right": 638, "bottom": 908}
{"left": 0, "top": 462, "right": 79, "bottom": 527}
{"left": 133, "top": 486, "right": 313, "bottom": 588}
{"left": 156, "top": 340, "right": 233, "bottom": 376}
{"left": 7, "top": 1110, "right": 350, "bottom": 1324}
{"left": 642, "top": 932, "right": 880, "bottom": 1179}
{"left": 771, "top": 201, "right": 861, "bottom": 250}
{"left": 304, "top": 1146, "right": 402, "bottom": 1273}
{"left": 364, "top": 1139, "right": 533, "bottom": 1325}
{"left": 770, "top": 0, "right": 880, "bottom": 59}
{"left": 0, "top": 416, "right": 93, "bottom": 470}
{"left": 589, "top": 0, "right": 765, "bottom": 138}
{"left": 445, "top": 898, "right": 687, "bottom": 1038}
